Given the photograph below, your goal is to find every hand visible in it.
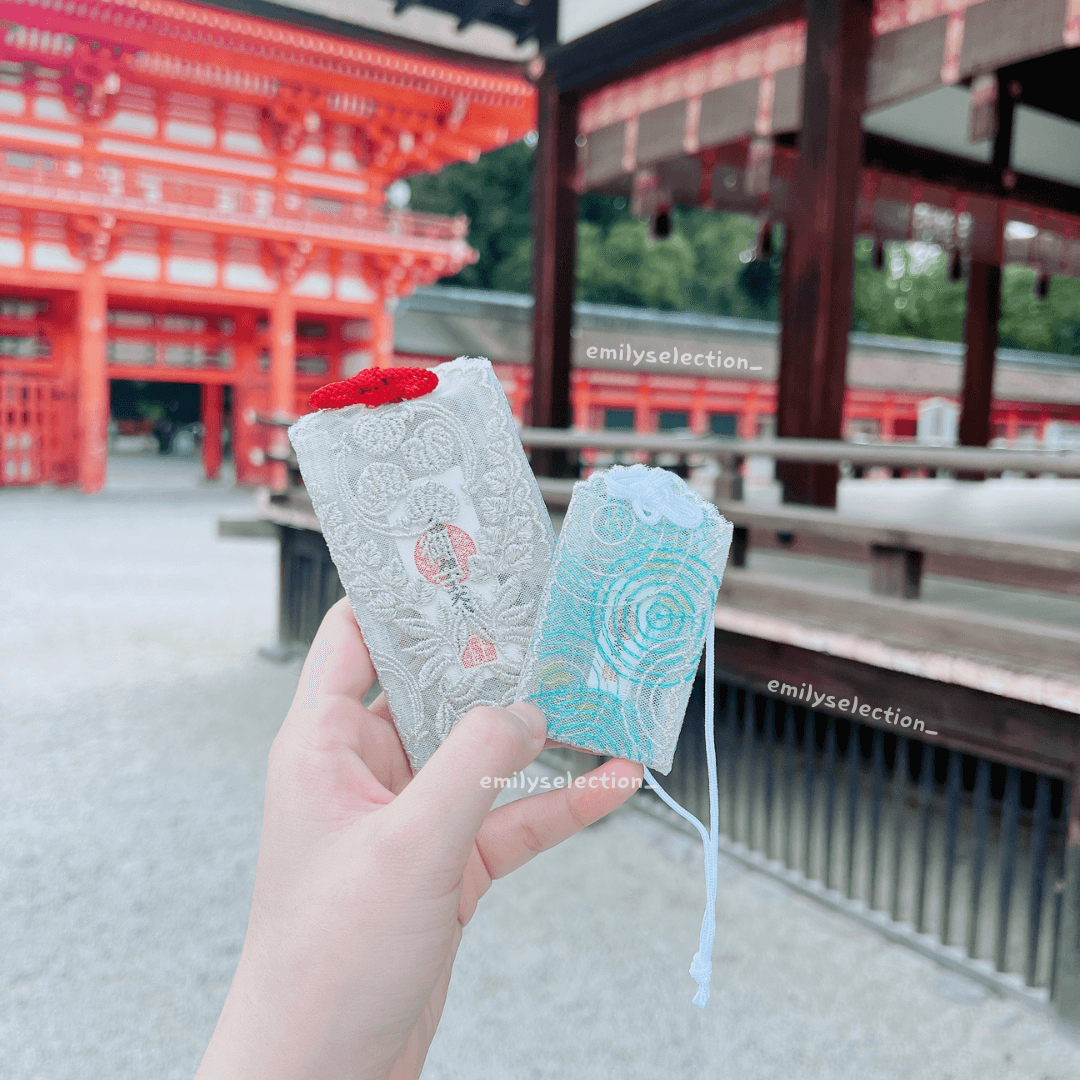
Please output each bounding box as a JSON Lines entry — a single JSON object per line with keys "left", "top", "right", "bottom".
{"left": 196, "top": 598, "right": 643, "bottom": 1080}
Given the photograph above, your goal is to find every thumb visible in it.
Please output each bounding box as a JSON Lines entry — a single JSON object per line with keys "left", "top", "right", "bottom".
{"left": 388, "top": 702, "right": 547, "bottom": 874}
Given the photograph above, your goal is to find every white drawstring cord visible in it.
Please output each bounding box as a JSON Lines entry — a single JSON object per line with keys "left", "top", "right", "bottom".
{"left": 642, "top": 626, "right": 719, "bottom": 1007}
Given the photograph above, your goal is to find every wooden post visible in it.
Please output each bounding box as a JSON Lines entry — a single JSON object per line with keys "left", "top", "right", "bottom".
{"left": 530, "top": 72, "right": 578, "bottom": 477}
{"left": 959, "top": 73, "right": 1014, "bottom": 454}
{"left": 958, "top": 259, "right": 1001, "bottom": 448}
{"left": 201, "top": 382, "right": 224, "bottom": 482}
{"left": 869, "top": 544, "right": 924, "bottom": 599}
{"left": 775, "top": 0, "right": 873, "bottom": 507}
{"left": 77, "top": 263, "right": 108, "bottom": 494}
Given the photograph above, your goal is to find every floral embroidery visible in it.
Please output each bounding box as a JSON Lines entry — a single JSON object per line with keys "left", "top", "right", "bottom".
{"left": 290, "top": 357, "right": 555, "bottom": 771}
{"left": 401, "top": 421, "right": 455, "bottom": 474}
{"left": 349, "top": 410, "right": 409, "bottom": 457}
{"left": 401, "top": 481, "right": 459, "bottom": 532}
{"left": 356, "top": 463, "right": 408, "bottom": 516}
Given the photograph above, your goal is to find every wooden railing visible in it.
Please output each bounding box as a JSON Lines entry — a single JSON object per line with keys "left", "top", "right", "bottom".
{"left": 255, "top": 421, "right": 1080, "bottom": 600}
{"left": 517, "top": 428, "right": 1080, "bottom": 497}
{"left": 517, "top": 429, "right": 1080, "bottom": 599}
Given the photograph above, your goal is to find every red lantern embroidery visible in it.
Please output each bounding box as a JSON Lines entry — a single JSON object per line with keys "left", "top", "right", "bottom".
{"left": 309, "top": 367, "right": 437, "bottom": 410}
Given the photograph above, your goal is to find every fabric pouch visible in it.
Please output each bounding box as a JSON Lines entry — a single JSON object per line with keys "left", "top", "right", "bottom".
{"left": 289, "top": 356, "right": 555, "bottom": 772}
{"left": 515, "top": 463, "right": 733, "bottom": 773}
{"left": 516, "top": 463, "right": 733, "bottom": 1007}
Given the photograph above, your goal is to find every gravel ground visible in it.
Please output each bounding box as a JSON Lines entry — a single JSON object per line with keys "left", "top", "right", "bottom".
{"left": 3, "top": 456, "right": 1080, "bottom": 1080}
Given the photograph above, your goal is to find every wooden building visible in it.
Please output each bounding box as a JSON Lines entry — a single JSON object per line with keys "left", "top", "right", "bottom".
{"left": 394, "top": 284, "right": 1080, "bottom": 445}
{"left": 0, "top": 0, "right": 535, "bottom": 491}
{"left": 496, "top": 0, "right": 1080, "bottom": 505}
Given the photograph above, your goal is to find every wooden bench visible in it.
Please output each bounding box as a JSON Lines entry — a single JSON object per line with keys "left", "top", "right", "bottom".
{"left": 715, "top": 500, "right": 1080, "bottom": 599}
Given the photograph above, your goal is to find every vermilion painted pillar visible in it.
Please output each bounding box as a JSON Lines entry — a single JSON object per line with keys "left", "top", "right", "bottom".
{"left": 634, "top": 378, "right": 650, "bottom": 433}
{"left": 53, "top": 292, "right": 80, "bottom": 485}
{"left": 369, "top": 302, "right": 394, "bottom": 367}
{"left": 1004, "top": 411, "right": 1019, "bottom": 443}
{"left": 512, "top": 368, "right": 528, "bottom": 421}
{"left": 231, "top": 310, "right": 258, "bottom": 486}
{"left": 269, "top": 288, "right": 296, "bottom": 492}
{"left": 77, "top": 264, "right": 108, "bottom": 493}
{"left": 572, "top": 371, "right": 590, "bottom": 429}
{"left": 270, "top": 288, "right": 296, "bottom": 419}
{"left": 201, "top": 382, "right": 224, "bottom": 481}
{"left": 775, "top": 0, "right": 873, "bottom": 507}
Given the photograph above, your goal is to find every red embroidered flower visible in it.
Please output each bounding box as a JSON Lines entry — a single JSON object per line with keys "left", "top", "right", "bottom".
{"left": 309, "top": 367, "right": 438, "bottom": 410}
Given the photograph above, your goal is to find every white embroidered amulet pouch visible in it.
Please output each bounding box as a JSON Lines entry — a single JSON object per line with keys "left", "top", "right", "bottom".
{"left": 289, "top": 357, "right": 556, "bottom": 771}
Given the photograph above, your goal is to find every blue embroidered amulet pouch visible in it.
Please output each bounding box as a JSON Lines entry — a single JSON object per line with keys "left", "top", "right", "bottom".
{"left": 515, "top": 464, "right": 733, "bottom": 774}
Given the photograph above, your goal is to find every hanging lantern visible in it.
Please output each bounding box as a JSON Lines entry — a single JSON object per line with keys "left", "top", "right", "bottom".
{"left": 651, "top": 203, "right": 672, "bottom": 240}
{"left": 756, "top": 218, "right": 774, "bottom": 260}
{"left": 948, "top": 249, "right": 963, "bottom": 282}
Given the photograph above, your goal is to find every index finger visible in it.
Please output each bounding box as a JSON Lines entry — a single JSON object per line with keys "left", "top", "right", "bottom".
{"left": 286, "top": 598, "right": 377, "bottom": 718}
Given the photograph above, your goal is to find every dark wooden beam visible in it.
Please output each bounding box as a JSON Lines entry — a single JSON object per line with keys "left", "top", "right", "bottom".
{"left": 711, "top": 629, "right": 1078, "bottom": 778}
{"left": 529, "top": 73, "right": 578, "bottom": 476}
{"left": 991, "top": 69, "right": 1018, "bottom": 177}
{"left": 861, "top": 135, "right": 1080, "bottom": 217}
{"left": 545, "top": 0, "right": 799, "bottom": 94}
{"left": 775, "top": 0, "right": 873, "bottom": 508}
{"left": 1002, "top": 46, "right": 1080, "bottom": 126}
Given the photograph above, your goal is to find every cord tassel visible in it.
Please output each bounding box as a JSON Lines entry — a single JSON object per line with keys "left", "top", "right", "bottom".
{"left": 643, "top": 626, "right": 719, "bottom": 1007}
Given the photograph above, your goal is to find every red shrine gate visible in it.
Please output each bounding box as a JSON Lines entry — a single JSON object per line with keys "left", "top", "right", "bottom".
{"left": 0, "top": 0, "right": 534, "bottom": 490}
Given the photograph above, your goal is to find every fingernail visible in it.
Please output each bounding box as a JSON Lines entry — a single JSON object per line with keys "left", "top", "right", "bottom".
{"left": 507, "top": 701, "right": 546, "bottom": 741}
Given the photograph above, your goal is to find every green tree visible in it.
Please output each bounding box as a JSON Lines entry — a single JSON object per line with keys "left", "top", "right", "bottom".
{"left": 576, "top": 218, "right": 697, "bottom": 310}
{"left": 999, "top": 267, "right": 1080, "bottom": 356}
{"left": 851, "top": 238, "right": 967, "bottom": 341}
{"left": 410, "top": 142, "right": 1080, "bottom": 357}
{"left": 410, "top": 143, "right": 771, "bottom": 315}
{"left": 408, "top": 140, "right": 533, "bottom": 291}
{"left": 673, "top": 208, "right": 776, "bottom": 318}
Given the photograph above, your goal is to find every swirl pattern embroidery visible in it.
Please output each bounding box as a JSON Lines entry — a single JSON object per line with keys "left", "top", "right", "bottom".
{"left": 515, "top": 464, "right": 733, "bottom": 774}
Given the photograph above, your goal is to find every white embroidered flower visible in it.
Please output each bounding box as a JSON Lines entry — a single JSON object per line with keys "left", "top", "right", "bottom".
{"left": 356, "top": 463, "right": 408, "bottom": 515}
{"left": 401, "top": 420, "right": 455, "bottom": 475}
{"left": 400, "top": 480, "right": 459, "bottom": 531}
{"left": 351, "top": 409, "right": 408, "bottom": 456}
